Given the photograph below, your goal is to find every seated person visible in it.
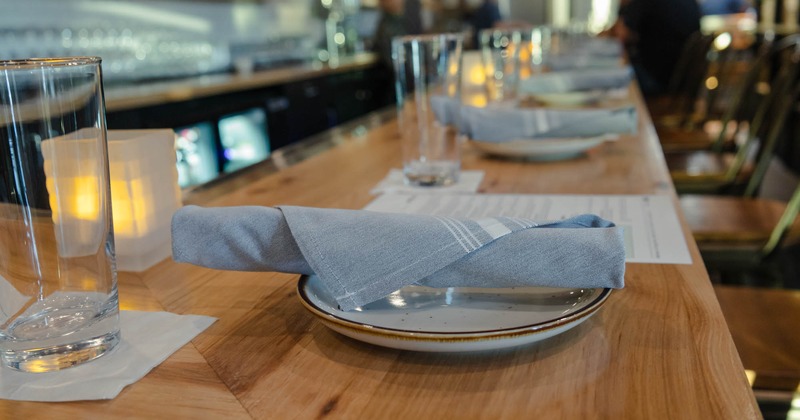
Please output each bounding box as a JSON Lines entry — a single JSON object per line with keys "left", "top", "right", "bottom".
{"left": 607, "top": 0, "right": 701, "bottom": 96}
{"left": 373, "top": 0, "right": 407, "bottom": 71}
{"left": 699, "top": 0, "right": 751, "bottom": 16}
{"left": 468, "top": 0, "right": 502, "bottom": 49}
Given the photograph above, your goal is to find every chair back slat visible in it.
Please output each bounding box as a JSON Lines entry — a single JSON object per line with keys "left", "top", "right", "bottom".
{"left": 722, "top": 37, "right": 800, "bottom": 184}
{"left": 762, "top": 180, "right": 800, "bottom": 256}
{"left": 744, "top": 85, "right": 800, "bottom": 197}
{"left": 708, "top": 40, "right": 773, "bottom": 152}
{"left": 707, "top": 36, "right": 800, "bottom": 153}
{"left": 664, "top": 32, "right": 716, "bottom": 120}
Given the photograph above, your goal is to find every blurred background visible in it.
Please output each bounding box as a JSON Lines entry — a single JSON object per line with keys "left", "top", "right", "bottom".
{"left": 0, "top": 0, "right": 628, "bottom": 83}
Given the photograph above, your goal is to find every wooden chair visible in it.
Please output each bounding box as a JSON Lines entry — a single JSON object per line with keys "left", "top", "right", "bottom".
{"left": 714, "top": 285, "right": 800, "bottom": 415}
{"left": 680, "top": 108, "right": 800, "bottom": 281}
{"left": 654, "top": 32, "right": 749, "bottom": 135}
{"left": 701, "top": 35, "right": 760, "bottom": 125}
{"left": 667, "top": 40, "right": 800, "bottom": 195}
{"left": 679, "top": 73, "right": 800, "bottom": 278}
{"left": 657, "top": 35, "right": 775, "bottom": 153}
{"left": 647, "top": 32, "right": 716, "bottom": 125}
{"left": 681, "top": 180, "right": 800, "bottom": 272}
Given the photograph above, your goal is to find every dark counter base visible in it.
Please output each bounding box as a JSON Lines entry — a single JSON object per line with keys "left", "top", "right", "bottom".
{"left": 107, "top": 66, "right": 391, "bottom": 152}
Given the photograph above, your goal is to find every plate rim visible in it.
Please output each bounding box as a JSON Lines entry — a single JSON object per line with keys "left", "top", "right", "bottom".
{"left": 470, "top": 135, "right": 609, "bottom": 148}
{"left": 297, "top": 275, "right": 612, "bottom": 343}
{"left": 469, "top": 135, "right": 609, "bottom": 159}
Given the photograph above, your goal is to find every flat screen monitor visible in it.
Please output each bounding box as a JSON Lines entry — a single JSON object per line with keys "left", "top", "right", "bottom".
{"left": 218, "top": 108, "right": 270, "bottom": 174}
{"left": 175, "top": 122, "right": 219, "bottom": 188}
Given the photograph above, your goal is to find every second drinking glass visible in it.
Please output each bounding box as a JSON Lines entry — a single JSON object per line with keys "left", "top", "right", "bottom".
{"left": 393, "top": 34, "right": 463, "bottom": 187}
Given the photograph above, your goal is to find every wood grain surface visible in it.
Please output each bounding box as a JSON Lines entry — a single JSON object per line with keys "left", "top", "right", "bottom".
{"left": 0, "top": 87, "right": 760, "bottom": 419}
{"left": 715, "top": 285, "right": 800, "bottom": 392}
{"left": 104, "top": 54, "right": 379, "bottom": 113}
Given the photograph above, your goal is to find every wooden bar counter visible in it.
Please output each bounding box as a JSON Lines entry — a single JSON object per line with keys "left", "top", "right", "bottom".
{"left": 103, "top": 53, "right": 379, "bottom": 113}
{"left": 0, "top": 88, "right": 760, "bottom": 419}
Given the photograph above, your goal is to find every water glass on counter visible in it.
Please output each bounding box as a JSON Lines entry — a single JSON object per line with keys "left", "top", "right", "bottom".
{"left": 479, "top": 29, "right": 538, "bottom": 103}
{"left": 392, "top": 34, "right": 463, "bottom": 187}
{"left": 0, "top": 57, "right": 120, "bottom": 372}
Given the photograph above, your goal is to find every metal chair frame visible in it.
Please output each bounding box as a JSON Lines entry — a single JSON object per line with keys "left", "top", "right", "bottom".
{"left": 670, "top": 36, "right": 800, "bottom": 194}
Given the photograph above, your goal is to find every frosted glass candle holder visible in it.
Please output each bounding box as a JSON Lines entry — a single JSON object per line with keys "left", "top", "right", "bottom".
{"left": 107, "top": 129, "right": 181, "bottom": 272}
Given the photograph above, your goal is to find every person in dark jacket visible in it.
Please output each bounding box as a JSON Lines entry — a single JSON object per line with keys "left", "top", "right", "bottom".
{"left": 469, "top": 0, "right": 502, "bottom": 48}
{"left": 608, "top": 0, "right": 702, "bottom": 96}
{"left": 374, "top": 0, "right": 407, "bottom": 70}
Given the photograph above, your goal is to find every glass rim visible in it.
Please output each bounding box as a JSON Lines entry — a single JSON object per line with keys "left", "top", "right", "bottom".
{"left": 393, "top": 33, "right": 464, "bottom": 45}
{"left": 479, "top": 27, "right": 538, "bottom": 39}
{"left": 0, "top": 56, "right": 101, "bottom": 69}
{"left": 479, "top": 27, "right": 528, "bottom": 35}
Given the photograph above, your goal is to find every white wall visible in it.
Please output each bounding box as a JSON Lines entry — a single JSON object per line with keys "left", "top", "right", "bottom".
{"left": 505, "top": 0, "right": 549, "bottom": 24}
{"left": 0, "top": 0, "right": 325, "bottom": 80}
{"left": 502, "top": 0, "right": 618, "bottom": 28}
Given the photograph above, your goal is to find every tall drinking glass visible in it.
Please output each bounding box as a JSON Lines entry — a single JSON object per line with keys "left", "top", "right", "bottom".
{"left": 480, "top": 29, "right": 538, "bottom": 103}
{"left": 0, "top": 57, "right": 120, "bottom": 372}
{"left": 481, "top": 29, "right": 521, "bottom": 103}
{"left": 393, "top": 34, "right": 463, "bottom": 187}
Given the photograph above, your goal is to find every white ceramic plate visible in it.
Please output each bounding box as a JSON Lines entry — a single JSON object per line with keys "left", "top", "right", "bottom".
{"left": 298, "top": 275, "right": 611, "bottom": 352}
{"left": 470, "top": 135, "right": 611, "bottom": 161}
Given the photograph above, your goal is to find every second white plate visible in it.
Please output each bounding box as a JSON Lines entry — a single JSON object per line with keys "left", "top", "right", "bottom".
{"left": 298, "top": 275, "right": 611, "bottom": 352}
{"left": 470, "top": 135, "right": 611, "bottom": 160}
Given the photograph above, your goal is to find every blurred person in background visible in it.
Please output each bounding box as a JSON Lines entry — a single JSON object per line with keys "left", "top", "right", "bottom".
{"left": 432, "top": 0, "right": 504, "bottom": 49}
{"left": 466, "top": 0, "right": 502, "bottom": 48}
{"left": 373, "top": 0, "right": 425, "bottom": 104}
{"left": 405, "top": 0, "right": 424, "bottom": 34}
{"left": 606, "top": 0, "right": 701, "bottom": 96}
{"left": 699, "top": 0, "right": 753, "bottom": 15}
{"left": 374, "top": 0, "right": 408, "bottom": 70}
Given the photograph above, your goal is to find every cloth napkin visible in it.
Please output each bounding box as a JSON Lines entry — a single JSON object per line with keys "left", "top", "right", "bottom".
{"left": 461, "top": 104, "right": 637, "bottom": 142}
{"left": 0, "top": 311, "right": 216, "bottom": 401}
{"left": 430, "top": 94, "right": 636, "bottom": 142}
{"left": 546, "top": 55, "right": 623, "bottom": 71}
{"left": 172, "top": 205, "right": 626, "bottom": 311}
{"left": 518, "top": 67, "right": 633, "bottom": 94}
{"left": 573, "top": 38, "right": 624, "bottom": 58}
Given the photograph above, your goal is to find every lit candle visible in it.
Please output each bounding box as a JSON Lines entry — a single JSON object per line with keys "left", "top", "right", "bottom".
{"left": 42, "top": 129, "right": 181, "bottom": 271}
{"left": 41, "top": 128, "right": 108, "bottom": 258}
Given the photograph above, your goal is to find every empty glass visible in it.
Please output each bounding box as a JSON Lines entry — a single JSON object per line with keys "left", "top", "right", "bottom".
{"left": 0, "top": 57, "right": 120, "bottom": 372}
{"left": 393, "top": 34, "right": 463, "bottom": 187}
{"left": 480, "top": 28, "right": 541, "bottom": 103}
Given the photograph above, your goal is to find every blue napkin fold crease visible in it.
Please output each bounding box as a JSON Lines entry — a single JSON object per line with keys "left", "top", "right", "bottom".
{"left": 518, "top": 67, "right": 633, "bottom": 94}
{"left": 461, "top": 104, "right": 637, "bottom": 142}
{"left": 172, "top": 205, "right": 626, "bottom": 311}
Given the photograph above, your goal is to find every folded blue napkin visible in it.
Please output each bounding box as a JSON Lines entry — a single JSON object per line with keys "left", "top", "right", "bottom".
{"left": 518, "top": 67, "right": 633, "bottom": 94}
{"left": 573, "top": 38, "right": 624, "bottom": 58}
{"left": 172, "top": 205, "right": 626, "bottom": 311}
{"left": 547, "top": 56, "right": 623, "bottom": 71}
{"left": 461, "top": 104, "right": 637, "bottom": 142}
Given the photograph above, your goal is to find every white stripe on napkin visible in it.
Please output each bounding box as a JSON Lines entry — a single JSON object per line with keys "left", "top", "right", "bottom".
{"left": 451, "top": 217, "right": 483, "bottom": 248}
{"left": 435, "top": 216, "right": 474, "bottom": 252}
{"left": 477, "top": 218, "right": 513, "bottom": 239}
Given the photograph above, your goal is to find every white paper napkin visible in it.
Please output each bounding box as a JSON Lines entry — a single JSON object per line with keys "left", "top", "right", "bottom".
{"left": 0, "top": 310, "right": 216, "bottom": 402}
{"left": 370, "top": 169, "right": 484, "bottom": 195}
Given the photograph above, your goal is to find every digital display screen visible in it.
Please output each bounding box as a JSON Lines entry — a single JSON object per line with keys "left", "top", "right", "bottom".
{"left": 218, "top": 108, "right": 270, "bottom": 174}
{"left": 174, "top": 122, "right": 219, "bottom": 188}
